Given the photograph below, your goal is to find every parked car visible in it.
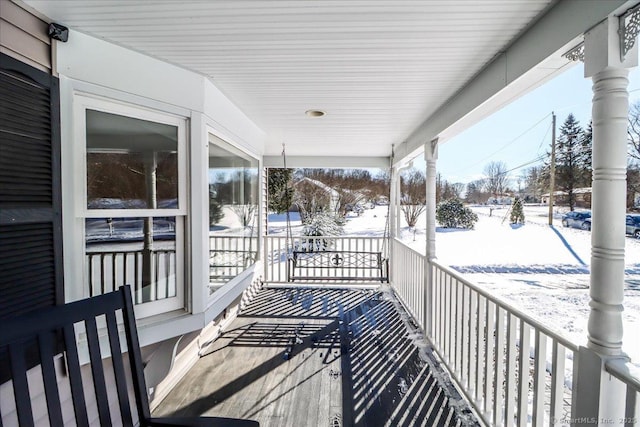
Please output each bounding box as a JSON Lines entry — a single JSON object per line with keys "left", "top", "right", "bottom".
{"left": 561, "top": 211, "right": 591, "bottom": 230}
{"left": 626, "top": 214, "right": 640, "bottom": 238}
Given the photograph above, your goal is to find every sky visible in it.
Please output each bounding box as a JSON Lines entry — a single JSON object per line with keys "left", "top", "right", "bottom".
{"left": 426, "top": 63, "right": 640, "bottom": 186}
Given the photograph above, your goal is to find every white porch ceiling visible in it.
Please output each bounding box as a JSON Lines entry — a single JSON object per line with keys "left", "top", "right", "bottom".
{"left": 20, "top": 1, "right": 621, "bottom": 160}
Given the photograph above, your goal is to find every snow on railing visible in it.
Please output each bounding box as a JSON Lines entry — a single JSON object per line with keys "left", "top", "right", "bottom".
{"left": 390, "top": 238, "right": 582, "bottom": 427}
{"left": 263, "top": 235, "right": 387, "bottom": 283}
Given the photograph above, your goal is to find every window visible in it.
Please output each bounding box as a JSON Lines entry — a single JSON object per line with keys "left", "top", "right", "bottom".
{"left": 77, "top": 97, "right": 187, "bottom": 318}
{"left": 208, "top": 135, "right": 259, "bottom": 293}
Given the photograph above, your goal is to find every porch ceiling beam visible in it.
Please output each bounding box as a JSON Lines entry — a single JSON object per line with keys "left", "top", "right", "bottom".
{"left": 395, "top": 0, "right": 632, "bottom": 165}
{"left": 263, "top": 155, "right": 390, "bottom": 169}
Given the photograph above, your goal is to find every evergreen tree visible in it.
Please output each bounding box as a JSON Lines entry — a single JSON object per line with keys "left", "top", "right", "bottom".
{"left": 510, "top": 197, "right": 525, "bottom": 224}
{"left": 435, "top": 198, "right": 478, "bottom": 229}
{"left": 301, "top": 211, "right": 344, "bottom": 250}
{"left": 580, "top": 120, "right": 593, "bottom": 182}
{"left": 267, "top": 168, "right": 294, "bottom": 213}
{"left": 555, "top": 114, "right": 589, "bottom": 211}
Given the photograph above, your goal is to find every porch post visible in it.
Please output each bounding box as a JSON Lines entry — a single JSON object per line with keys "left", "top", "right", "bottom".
{"left": 389, "top": 165, "right": 398, "bottom": 239}
{"left": 425, "top": 138, "right": 438, "bottom": 261}
{"left": 424, "top": 138, "right": 438, "bottom": 337}
{"left": 572, "top": 14, "right": 637, "bottom": 426}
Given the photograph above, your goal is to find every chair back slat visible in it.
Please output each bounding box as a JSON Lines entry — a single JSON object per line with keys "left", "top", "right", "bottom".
{"left": 37, "top": 332, "right": 64, "bottom": 426}
{"left": 121, "top": 284, "right": 152, "bottom": 421}
{"left": 84, "top": 317, "right": 112, "bottom": 426}
{"left": 63, "top": 324, "right": 90, "bottom": 427}
{"left": 9, "top": 342, "right": 34, "bottom": 427}
{"left": 105, "top": 310, "right": 134, "bottom": 426}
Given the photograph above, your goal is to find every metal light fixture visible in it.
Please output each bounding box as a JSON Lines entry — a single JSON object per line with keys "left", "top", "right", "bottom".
{"left": 305, "top": 109, "right": 325, "bottom": 117}
{"left": 48, "top": 23, "right": 69, "bottom": 42}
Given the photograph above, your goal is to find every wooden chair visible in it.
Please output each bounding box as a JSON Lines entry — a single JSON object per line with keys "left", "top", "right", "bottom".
{"left": 0, "top": 285, "right": 258, "bottom": 426}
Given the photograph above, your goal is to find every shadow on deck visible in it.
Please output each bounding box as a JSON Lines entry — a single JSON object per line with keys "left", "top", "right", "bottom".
{"left": 153, "top": 287, "right": 480, "bottom": 426}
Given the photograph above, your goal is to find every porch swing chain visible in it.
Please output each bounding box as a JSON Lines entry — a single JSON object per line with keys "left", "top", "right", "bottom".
{"left": 381, "top": 145, "right": 394, "bottom": 260}
{"left": 282, "top": 143, "right": 294, "bottom": 259}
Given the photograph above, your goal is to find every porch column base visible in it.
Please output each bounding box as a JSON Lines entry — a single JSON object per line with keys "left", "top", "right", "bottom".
{"left": 571, "top": 346, "right": 628, "bottom": 427}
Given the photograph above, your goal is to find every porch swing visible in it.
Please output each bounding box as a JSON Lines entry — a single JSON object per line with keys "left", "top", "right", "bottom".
{"left": 279, "top": 145, "right": 390, "bottom": 283}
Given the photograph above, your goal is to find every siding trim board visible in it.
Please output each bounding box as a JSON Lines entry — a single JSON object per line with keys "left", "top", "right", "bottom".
{"left": 0, "top": 0, "right": 51, "bottom": 72}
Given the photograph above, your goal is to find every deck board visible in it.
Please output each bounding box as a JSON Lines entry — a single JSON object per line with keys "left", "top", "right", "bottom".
{"left": 153, "top": 287, "right": 479, "bottom": 426}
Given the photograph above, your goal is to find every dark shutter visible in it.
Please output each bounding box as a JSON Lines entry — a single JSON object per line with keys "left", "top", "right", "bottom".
{"left": 0, "top": 52, "right": 63, "bottom": 320}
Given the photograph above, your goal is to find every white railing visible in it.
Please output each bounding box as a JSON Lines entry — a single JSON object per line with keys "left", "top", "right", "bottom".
{"left": 391, "top": 239, "right": 582, "bottom": 426}
{"left": 209, "top": 235, "right": 258, "bottom": 282}
{"left": 391, "top": 238, "right": 426, "bottom": 327}
{"left": 430, "top": 260, "right": 578, "bottom": 426}
{"left": 263, "top": 235, "right": 387, "bottom": 283}
{"left": 605, "top": 360, "right": 640, "bottom": 426}
{"left": 86, "top": 249, "right": 176, "bottom": 304}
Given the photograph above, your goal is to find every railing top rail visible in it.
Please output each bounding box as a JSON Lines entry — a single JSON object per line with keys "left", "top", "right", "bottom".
{"left": 606, "top": 359, "right": 640, "bottom": 392}
{"left": 430, "top": 258, "right": 579, "bottom": 351}
{"left": 392, "top": 237, "right": 425, "bottom": 258}
{"left": 264, "top": 235, "right": 387, "bottom": 240}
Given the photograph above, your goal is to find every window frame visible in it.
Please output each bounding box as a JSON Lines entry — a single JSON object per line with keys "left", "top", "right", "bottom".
{"left": 207, "top": 132, "right": 261, "bottom": 293}
{"left": 74, "top": 94, "right": 188, "bottom": 318}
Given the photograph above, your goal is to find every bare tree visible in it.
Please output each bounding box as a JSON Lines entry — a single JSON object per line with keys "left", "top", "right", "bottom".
{"left": 629, "top": 101, "right": 640, "bottom": 160}
{"left": 400, "top": 169, "right": 426, "bottom": 227}
{"left": 483, "top": 161, "right": 509, "bottom": 198}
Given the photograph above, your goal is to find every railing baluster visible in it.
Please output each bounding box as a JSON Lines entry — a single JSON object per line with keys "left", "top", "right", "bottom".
{"left": 550, "top": 341, "right": 565, "bottom": 427}
{"left": 505, "top": 313, "right": 518, "bottom": 425}
{"left": 494, "top": 306, "right": 506, "bottom": 427}
{"left": 532, "top": 330, "right": 547, "bottom": 427}
{"left": 454, "top": 278, "right": 461, "bottom": 377}
{"left": 446, "top": 272, "right": 453, "bottom": 364}
{"left": 461, "top": 284, "right": 468, "bottom": 388}
{"left": 476, "top": 294, "right": 486, "bottom": 406}
{"left": 88, "top": 254, "right": 95, "bottom": 297}
{"left": 111, "top": 252, "right": 117, "bottom": 293}
{"left": 484, "top": 300, "right": 495, "bottom": 420}
{"left": 518, "top": 322, "right": 531, "bottom": 427}
{"left": 100, "top": 253, "right": 107, "bottom": 296}
{"left": 468, "top": 288, "right": 477, "bottom": 394}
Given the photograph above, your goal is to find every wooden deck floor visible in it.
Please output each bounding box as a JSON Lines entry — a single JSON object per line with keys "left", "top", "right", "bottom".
{"left": 153, "top": 287, "right": 479, "bottom": 427}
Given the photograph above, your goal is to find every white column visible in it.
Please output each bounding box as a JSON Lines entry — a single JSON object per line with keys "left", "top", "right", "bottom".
{"left": 424, "top": 138, "right": 438, "bottom": 336}
{"left": 425, "top": 138, "right": 438, "bottom": 261}
{"left": 572, "top": 15, "right": 637, "bottom": 426}
{"left": 389, "top": 166, "right": 398, "bottom": 239}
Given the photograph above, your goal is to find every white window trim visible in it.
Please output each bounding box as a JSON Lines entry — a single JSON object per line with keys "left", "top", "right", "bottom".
{"left": 206, "top": 128, "right": 262, "bottom": 303}
{"left": 72, "top": 93, "right": 188, "bottom": 318}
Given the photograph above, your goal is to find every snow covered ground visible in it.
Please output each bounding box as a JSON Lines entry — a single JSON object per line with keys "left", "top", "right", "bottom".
{"left": 268, "top": 204, "right": 640, "bottom": 362}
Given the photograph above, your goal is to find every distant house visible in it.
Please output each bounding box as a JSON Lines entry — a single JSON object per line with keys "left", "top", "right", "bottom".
{"left": 293, "top": 177, "right": 341, "bottom": 214}
{"left": 541, "top": 187, "right": 592, "bottom": 208}
{"left": 486, "top": 194, "right": 513, "bottom": 205}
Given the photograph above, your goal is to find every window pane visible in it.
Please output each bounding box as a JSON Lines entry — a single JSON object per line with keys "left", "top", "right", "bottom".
{"left": 85, "top": 216, "right": 177, "bottom": 303}
{"left": 208, "top": 138, "right": 259, "bottom": 293}
{"left": 86, "top": 110, "right": 178, "bottom": 209}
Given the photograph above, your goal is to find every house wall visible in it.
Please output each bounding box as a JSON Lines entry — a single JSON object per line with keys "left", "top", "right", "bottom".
{"left": 0, "top": 0, "right": 50, "bottom": 72}
{"left": 52, "top": 27, "right": 265, "bottom": 418}
{"left": 55, "top": 27, "right": 265, "bottom": 326}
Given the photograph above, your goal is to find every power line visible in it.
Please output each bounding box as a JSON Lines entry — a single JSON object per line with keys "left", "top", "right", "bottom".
{"left": 452, "top": 113, "right": 551, "bottom": 174}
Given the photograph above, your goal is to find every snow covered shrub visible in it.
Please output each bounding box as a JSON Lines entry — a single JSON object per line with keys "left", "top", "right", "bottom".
{"left": 301, "top": 211, "right": 344, "bottom": 250}
{"left": 436, "top": 198, "right": 478, "bottom": 229}
{"left": 510, "top": 197, "right": 525, "bottom": 224}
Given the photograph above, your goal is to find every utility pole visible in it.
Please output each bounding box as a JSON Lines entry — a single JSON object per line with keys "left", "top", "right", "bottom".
{"left": 548, "top": 112, "right": 556, "bottom": 225}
